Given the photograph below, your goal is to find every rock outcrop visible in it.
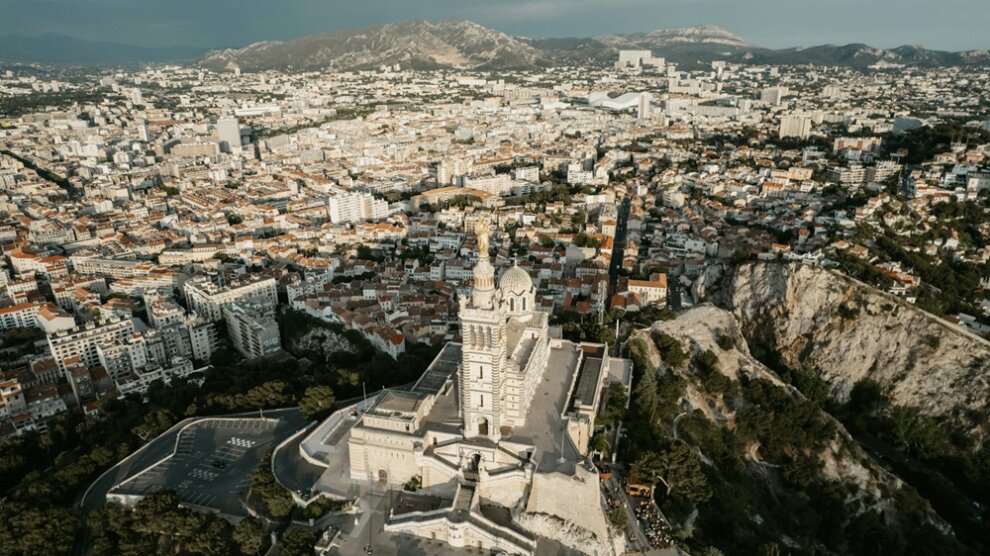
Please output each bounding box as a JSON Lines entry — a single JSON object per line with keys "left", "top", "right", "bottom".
{"left": 630, "top": 305, "right": 909, "bottom": 502}
{"left": 628, "top": 304, "right": 949, "bottom": 539}
{"left": 712, "top": 262, "right": 990, "bottom": 443}
{"left": 289, "top": 327, "right": 358, "bottom": 364}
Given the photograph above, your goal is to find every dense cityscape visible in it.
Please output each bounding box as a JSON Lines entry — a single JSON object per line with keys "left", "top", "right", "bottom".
{"left": 1, "top": 13, "right": 989, "bottom": 556}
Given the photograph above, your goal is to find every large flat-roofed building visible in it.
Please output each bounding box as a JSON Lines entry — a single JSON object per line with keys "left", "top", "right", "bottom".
{"left": 327, "top": 191, "right": 388, "bottom": 223}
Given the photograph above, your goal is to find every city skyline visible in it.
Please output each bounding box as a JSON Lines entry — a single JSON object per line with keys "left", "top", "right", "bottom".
{"left": 1, "top": 0, "right": 990, "bottom": 552}
{"left": 0, "top": 0, "right": 988, "bottom": 52}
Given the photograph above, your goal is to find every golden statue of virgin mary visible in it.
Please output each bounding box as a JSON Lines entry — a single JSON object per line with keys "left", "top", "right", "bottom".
{"left": 474, "top": 219, "right": 490, "bottom": 256}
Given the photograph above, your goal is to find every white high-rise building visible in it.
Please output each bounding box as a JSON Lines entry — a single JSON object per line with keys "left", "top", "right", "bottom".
{"left": 779, "top": 114, "right": 813, "bottom": 139}
{"left": 327, "top": 192, "right": 388, "bottom": 223}
{"left": 223, "top": 302, "right": 281, "bottom": 360}
{"left": 638, "top": 91, "right": 653, "bottom": 120}
{"left": 761, "top": 86, "right": 788, "bottom": 106}
{"left": 217, "top": 116, "right": 241, "bottom": 153}
{"left": 48, "top": 318, "right": 136, "bottom": 375}
{"left": 615, "top": 50, "right": 664, "bottom": 69}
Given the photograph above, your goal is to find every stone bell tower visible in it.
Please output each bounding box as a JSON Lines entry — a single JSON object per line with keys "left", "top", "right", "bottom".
{"left": 458, "top": 219, "right": 505, "bottom": 442}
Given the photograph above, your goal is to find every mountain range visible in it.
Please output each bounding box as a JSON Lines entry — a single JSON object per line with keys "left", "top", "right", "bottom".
{"left": 2, "top": 20, "right": 988, "bottom": 70}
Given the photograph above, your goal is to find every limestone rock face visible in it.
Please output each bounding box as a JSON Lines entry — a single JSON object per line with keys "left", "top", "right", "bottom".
{"left": 715, "top": 263, "right": 990, "bottom": 442}
{"left": 290, "top": 327, "right": 358, "bottom": 364}
{"left": 628, "top": 304, "right": 946, "bottom": 531}
{"left": 631, "top": 306, "right": 900, "bottom": 495}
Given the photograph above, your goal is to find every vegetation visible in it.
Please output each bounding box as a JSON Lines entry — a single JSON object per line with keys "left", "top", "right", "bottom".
{"left": 0, "top": 89, "right": 109, "bottom": 117}
{"left": 635, "top": 443, "right": 712, "bottom": 504}
{"left": 882, "top": 122, "right": 990, "bottom": 164}
{"left": 246, "top": 452, "right": 294, "bottom": 519}
{"left": 303, "top": 496, "right": 352, "bottom": 519}
{"left": 278, "top": 308, "right": 441, "bottom": 398}
{"left": 298, "top": 385, "right": 336, "bottom": 420}
{"left": 279, "top": 527, "right": 317, "bottom": 556}
{"left": 617, "top": 323, "right": 977, "bottom": 554}
{"left": 84, "top": 490, "right": 257, "bottom": 556}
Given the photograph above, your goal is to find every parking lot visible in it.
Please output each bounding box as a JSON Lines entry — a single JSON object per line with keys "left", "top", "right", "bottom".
{"left": 112, "top": 417, "right": 292, "bottom": 515}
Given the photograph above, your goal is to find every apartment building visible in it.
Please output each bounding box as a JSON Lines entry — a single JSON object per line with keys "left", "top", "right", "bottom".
{"left": 183, "top": 274, "right": 277, "bottom": 322}
{"left": 0, "top": 301, "right": 75, "bottom": 334}
{"left": 47, "top": 318, "right": 136, "bottom": 375}
{"left": 327, "top": 191, "right": 388, "bottom": 224}
{"left": 223, "top": 302, "right": 281, "bottom": 359}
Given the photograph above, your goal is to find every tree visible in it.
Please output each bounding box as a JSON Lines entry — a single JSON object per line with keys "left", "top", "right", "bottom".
{"left": 847, "top": 378, "right": 884, "bottom": 415}
{"left": 249, "top": 452, "right": 294, "bottom": 519}
{"left": 0, "top": 503, "right": 78, "bottom": 556}
{"left": 243, "top": 381, "right": 288, "bottom": 415}
{"left": 232, "top": 517, "right": 266, "bottom": 555}
{"left": 600, "top": 383, "right": 628, "bottom": 425}
{"left": 279, "top": 527, "right": 316, "bottom": 556}
{"left": 131, "top": 407, "right": 174, "bottom": 441}
{"left": 608, "top": 507, "right": 627, "bottom": 530}
{"left": 209, "top": 348, "right": 237, "bottom": 368}
{"left": 636, "top": 442, "right": 712, "bottom": 505}
{"left": 632, "top": 363, "right": 661, "bottom": 423}
{"left": 696, "top": 349, "right": 719, "bottom": 375}
{"left": 298, "top": 385, "right": 335, "bottom": 420}
{"left": 187, "top": 518, "right": 234, "bottom": 555}
{"left": 654, "top": 333, "right": 687, "bottom": 368}
{"left": 887, "top": 406, "right": 946, "bottom": 460}
{"left": 590, "top": 432, "right": 609, "bottom": 453}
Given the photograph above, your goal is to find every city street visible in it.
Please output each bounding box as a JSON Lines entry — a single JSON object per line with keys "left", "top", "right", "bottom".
{"left": 607, "top": 196, "right": 632, "bottom": 306}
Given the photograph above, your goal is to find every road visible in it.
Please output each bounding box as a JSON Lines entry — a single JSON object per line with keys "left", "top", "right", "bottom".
{"left": 607, "top": 196, "right": 631, "bottom": 307}
{"left": 272, "top": 422, "right": 326, "bottom": 498}
{"left": 606, "top": 463, "right": 681, "bottom": 555}
{"left": 604, "top": 472, "right": 650, "bottom": 551}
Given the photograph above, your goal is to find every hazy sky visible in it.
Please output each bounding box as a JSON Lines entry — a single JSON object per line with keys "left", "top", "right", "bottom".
{"left": 0, "top": 0, "right": 987, "bottom": 51}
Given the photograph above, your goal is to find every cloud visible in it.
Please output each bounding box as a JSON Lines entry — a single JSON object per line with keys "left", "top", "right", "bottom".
{"left": 0, "top": 0, "right": 985, "bottom": 51}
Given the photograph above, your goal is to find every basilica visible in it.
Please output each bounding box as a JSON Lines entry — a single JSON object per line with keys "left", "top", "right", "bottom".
{"left": 319, "top": 222, "right": 631, "bottom": 555}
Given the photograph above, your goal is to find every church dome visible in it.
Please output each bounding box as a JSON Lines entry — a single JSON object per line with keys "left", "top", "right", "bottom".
{"left": 498, "top": 265, "right": 533, "bottom": 294}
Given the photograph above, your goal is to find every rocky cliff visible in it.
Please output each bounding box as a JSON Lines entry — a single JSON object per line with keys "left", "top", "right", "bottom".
{"left": 709, "top": 263, "right": 990, "bottom": 444}
{"left": 630, "top": 306, "right": 910, "bottom": 503}
{"left": 626, "top": 305, "right": 950, "bottom": 550}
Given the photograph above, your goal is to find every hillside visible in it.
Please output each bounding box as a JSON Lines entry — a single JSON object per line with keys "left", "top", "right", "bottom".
{"left": 623, "top": 305, "right": 960, "bottom": 554}
{"left": 672, "top": 262, "right": 990, "bottom": 552}
{"left": 708, "top": 262, "right": 990, "bottom": 443}
{"left": 198, "top": 20, "right": 544, "bottom": 72}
